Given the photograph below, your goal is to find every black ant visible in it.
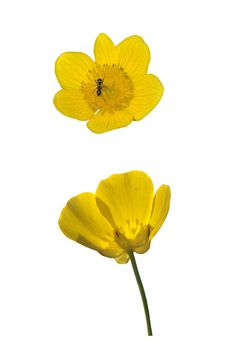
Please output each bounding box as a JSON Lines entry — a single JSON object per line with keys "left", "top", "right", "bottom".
{"left": 95, "top": 78, "right": 104, "bottom": 96}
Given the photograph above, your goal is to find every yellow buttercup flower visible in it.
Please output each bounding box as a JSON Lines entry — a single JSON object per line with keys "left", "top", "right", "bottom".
{"left": 54, "top": 34, "right": 164, "bottom": 133}
{"left": 59, "top": 171, "right": 171, "bottom": 263}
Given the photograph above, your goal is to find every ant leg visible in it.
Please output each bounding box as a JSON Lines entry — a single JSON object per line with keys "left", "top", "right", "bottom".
{"left": 100, "top": 94, "right": 106, "bottom": 102}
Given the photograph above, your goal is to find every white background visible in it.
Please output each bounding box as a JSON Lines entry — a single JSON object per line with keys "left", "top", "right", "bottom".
{"left": 0, "top": 0, "right": 236, "bottom": 348}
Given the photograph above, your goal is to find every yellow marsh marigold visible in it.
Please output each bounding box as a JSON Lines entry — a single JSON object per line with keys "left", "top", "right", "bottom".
{"left": 54, "top": 34, "right": 164, "bottom": 133}
{"left": 59, "top": 171, "right": 171, "bottom": 263}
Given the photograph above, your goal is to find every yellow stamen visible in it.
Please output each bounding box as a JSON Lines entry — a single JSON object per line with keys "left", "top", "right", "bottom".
{"left": 81, "top": 64, "right": 134, "bottom": 113}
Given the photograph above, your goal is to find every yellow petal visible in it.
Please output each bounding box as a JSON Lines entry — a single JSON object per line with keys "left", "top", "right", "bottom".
{"left": 117, "top": 35, "right": 150, "bottom": 78}
{"left": 86, "top": 109, "right": 133, "bottom": 134}
{"left": 95, "top": 171, "right": 154, "bottom": 247}
{"left": 58, "top": 192, "right": 123, "bottom": 258}
{"left": 54, "top": 89, "right": 93, "bottom": 121}
{"left": 55, "top": 52, "right": 95, "bottom": 89}
{"left": 115, "top": 252, "right": 129, "bottom": 264}
{"left": 149, "top": 185, "right": 171, "bottom": 240}
{"left": 94, "top": 33, "right": 118, "bottom": 65}
{"left": 135, "top": 241, "right": 151, "bottom": 254}
{"left": 128, "top": 74, "right": 164, "bottom": 121}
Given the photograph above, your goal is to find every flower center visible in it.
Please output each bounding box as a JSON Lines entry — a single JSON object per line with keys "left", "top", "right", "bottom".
{"left": 81, "top": 64, "right": 134, "bottom": 113}
{"left": 114, "top": 221, "right": 151, "bottom": 250}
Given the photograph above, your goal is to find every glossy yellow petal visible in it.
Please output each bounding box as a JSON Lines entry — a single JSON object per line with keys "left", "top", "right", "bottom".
{"left": 128, "top": 74, "right": 164, "bottom": 121}
{"left": 94, "top": 33, "right": 118, "bottom": 65}
{"left": 115, "top": 252, "right": 129, "bottom": 264}
{"left": 55, "top": 52, "right": 95, "bottom": 89}
{"left": 95, "top": 171, "right": 154, "bottom": 248}
{"left": 58, "top": 192, "right": 123, "bottom": 258}
{"left": 149, "top": 185, "right": 171, "bottom": 240}
{"left": 117, "top": 35, "right": 150, "bottom": 78}
{"left": 86, "top": 109, "right": 133, "bottom": 134}
{"left": 54, "top": 89, "right": 93, "bottom": 121}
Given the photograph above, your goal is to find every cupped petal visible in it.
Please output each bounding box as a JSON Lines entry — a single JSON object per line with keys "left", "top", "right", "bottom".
{"left": 128, "top": 74, "right": 164, "bottom": 121}
{"left": 54, "top": 89, "right": 94, "bottom": 120}
{"left": 94, "top": 33, "right": 118, "bottom": 65}
{"left": 58, "top": 192, "right": 123, "bottom": 258}
{"left": 86, "top": 109, "right": 133, "bottom": 134}
{"left": 95, "top": 171, "right": 154, "bottom": 246}
{"left": 55, "top": 52, "right": 95, "bottom": 89}
{"left": 117, "top": 35, "right": 150, "bottom": 78}
{"left": 149, "top": 185, "right": 171, "bottom": 240}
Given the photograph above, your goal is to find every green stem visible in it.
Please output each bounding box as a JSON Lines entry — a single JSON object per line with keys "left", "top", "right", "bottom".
{"left": 128, "top": 250, "right": 153, "bottom": 336}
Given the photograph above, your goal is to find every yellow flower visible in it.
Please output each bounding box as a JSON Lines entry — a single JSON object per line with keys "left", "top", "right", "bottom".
{"left": 59, "top": 171, "right": 171, "bottom": 263}
{"left": 54, "top": 34, "right": 164, "bottom": 133}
